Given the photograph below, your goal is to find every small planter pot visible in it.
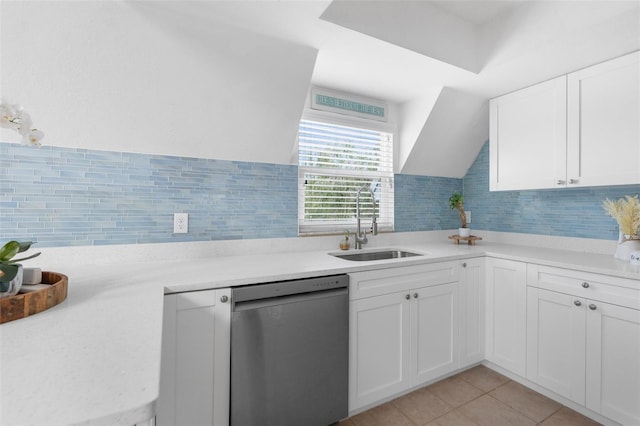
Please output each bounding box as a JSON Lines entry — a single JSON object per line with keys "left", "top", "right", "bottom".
{"left": 0, "top": 264, "right": 23, "bottom": 298}
{"left": 458, "top": 227, "right": 471, "bottom": 238}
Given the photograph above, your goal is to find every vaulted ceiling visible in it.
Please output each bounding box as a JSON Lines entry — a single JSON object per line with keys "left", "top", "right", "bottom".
{"left": 139, "top": 0, "right": 639, "bottom": 177}
{"left": 2, "top": 1, "right": 639, "bottom": 178}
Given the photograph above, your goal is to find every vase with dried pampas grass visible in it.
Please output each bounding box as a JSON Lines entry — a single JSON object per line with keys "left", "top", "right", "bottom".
{"left": 603, "top": 195, "right": 640, "bottom": 261}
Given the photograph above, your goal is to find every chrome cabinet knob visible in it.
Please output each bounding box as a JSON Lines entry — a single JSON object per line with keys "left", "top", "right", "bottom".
{"left": 405, "top": 294, "right": 411, "bottom": 300}
{"left": 462, "top": 262, "right": 467, "bottom": 268}
{"left": 574, "top": 300, "right": 582, "bottom": 306}
{"left": 220, "top": 295, "right": 229, "bottom": 303}
{"left": 413, "top": 293, "right": 418, "bottom": 299}
{"left": 589, "top": 304, "right": 597, "bottom": 311}
{"left": 582, "top": 282, "right": 590, "bottom": 288}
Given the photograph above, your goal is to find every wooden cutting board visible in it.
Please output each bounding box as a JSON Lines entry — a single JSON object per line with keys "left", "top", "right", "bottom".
{"left": 1, "top": 272, "right": 68, "bottom": 324}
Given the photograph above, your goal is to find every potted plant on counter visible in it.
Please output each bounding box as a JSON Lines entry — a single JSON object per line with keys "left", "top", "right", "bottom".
{"left": 449, "top": 191, "right": 470, "bottom": 237}
{"left": 0, "top": 241, "right": 41, "bottom": 298}
{"left": 339, "top": 230, "right": 351, "bottom": 250}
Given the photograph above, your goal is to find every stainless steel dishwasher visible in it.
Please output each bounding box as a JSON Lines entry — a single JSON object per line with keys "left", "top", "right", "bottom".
{"left": 230, "top": 274, "right": 349, "bottom": 426}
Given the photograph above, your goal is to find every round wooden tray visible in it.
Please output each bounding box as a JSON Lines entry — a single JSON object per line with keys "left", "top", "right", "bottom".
{"left": 0, "top": 271, "right": 68, "bottom": 324}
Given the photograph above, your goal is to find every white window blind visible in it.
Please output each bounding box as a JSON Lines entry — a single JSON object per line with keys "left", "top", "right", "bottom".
{"left": 298, "top": 118, "right": 394, "bottom": 235}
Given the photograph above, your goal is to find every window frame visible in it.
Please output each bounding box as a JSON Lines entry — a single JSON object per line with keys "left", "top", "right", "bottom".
{"left": 297, "top": 109, "right": 396, "bottom": 236}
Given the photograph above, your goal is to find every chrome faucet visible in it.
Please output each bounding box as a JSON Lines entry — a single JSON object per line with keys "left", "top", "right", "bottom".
{"left": 355, "top": 185, "right": 378, "bottom": 249}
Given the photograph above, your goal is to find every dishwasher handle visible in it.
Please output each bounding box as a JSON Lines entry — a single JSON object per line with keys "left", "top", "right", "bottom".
{"left": 232, "top": 274, "right": 348, "bottom": 304}
{"left": 233, "top": 287, "right": 347, "bottom": 312}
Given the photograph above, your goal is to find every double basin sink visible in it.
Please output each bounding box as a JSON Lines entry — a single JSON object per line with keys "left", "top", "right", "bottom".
{"left": 330, "top": 248, "right": 424, "bottom": 262}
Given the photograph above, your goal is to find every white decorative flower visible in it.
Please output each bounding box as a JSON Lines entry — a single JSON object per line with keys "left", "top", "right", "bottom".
{"left": 0, "top": 102, "right": 44, "bottom": 146}
{"left": 0, "top": 104, "right": 21, "bottom": 131}
{"left": 24, "top": 129, "right": 44, "bottom": 146}
{"left": 17, "top": 112, "right": 33, "bottom": 136}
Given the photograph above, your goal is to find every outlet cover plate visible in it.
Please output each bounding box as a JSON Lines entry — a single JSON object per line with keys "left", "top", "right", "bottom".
{"left": 173, "top": 213, "right": 188, "bottom": 234}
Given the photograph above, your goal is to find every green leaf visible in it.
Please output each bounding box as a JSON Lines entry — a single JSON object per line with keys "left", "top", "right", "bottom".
{"left": 11, "top": 252, "right": 41, "bottom": 263}
{"left": 0, "top": 264, "right": 19, "bottom": 283}
{"left": 17, "top": 241, "right": 35, "bottom": 254}
{"left": 0, "top": 241, "right": 20, "bottom": 262}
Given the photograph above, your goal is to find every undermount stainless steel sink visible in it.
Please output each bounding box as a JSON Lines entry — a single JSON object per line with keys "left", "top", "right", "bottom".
{"left": 330, "top": 249, "right": 424, "bottom": 262}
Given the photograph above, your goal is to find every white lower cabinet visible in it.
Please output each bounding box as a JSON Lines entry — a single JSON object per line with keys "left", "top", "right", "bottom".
{"left": 527, "top": 287, "right": 586, "bottom": 405}
{"left": 152, "top": 257, "right": 640, "bottom": 426}
{"left": 527, "top": 264, "right": 640, "bottom": 426}
{"left": 349, "top": 291, "right": 411, "bottom": 409}
{"left": 586, "top": 301, "right": 640, "bottom": 425}
{"left": 460, "top": 258, "right": 485, "bottom": 366}
{"left": 412, "top": 282, "right": 460, "bottom": 386}
{"left": 157, "top": 288, "right": 231, "bottom": 426}
{"left": 485, "top": 258, "right": 527, "bottom": 376}
{"left": 348, "top": 262, "right": 460, "bottom": 412}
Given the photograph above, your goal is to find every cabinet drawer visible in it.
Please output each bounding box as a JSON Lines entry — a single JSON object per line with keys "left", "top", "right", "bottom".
{"left": 527, "top": 264, "right": 640, "bottom": 310}
{"left": 349, "top": 261, "right": 458, "bottom": 300}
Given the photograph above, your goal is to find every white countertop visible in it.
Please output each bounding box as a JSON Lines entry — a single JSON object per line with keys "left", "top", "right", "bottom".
{"left": 2, "top": 236, "right": 639, "bottom": 425}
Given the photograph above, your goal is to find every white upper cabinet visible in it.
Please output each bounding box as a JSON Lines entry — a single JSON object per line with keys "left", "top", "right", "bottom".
{"left": 567, "top": 51, "right": 640, "bottom": 187}
{"left": 490, "top": 76, "right": 567, "bottom": 191}
{"left": 490, "top": 51, "right": 640, "bottom": 191}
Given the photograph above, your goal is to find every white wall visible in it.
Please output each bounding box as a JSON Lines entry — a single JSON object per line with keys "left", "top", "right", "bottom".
{"left": 0, "top": 1, "right": 317, "bottom": 165}
{"left": 400, "top": 88, "right": 488, "bottom": 178}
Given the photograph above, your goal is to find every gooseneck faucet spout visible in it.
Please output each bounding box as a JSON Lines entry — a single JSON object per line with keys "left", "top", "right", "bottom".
{"left": 355, "top": 185, "right": 378, "bottom": 249}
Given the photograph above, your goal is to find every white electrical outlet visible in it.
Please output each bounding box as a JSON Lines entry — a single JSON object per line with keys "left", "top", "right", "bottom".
{"left": 465, "top": 210, "right": 471, "bottom": 224}
{"left": 173, "top": 213, "right": 189, "bottom": 234}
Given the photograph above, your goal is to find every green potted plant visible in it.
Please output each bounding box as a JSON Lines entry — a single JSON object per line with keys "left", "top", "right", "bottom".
{"left": 448, "top": 191, "right": 470, "bottom": 237}
{"left": 0, "top": 241, "right": 41, "bottom": 298}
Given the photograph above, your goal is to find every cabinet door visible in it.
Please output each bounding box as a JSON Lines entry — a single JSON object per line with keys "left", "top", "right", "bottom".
{"left": 460, "top": 258, "right": 485, "bottom": 366}
{"left": 526, "top": 287, "right": 586, "bottom": 405}
{"left": 412, "top": 282, "right": 460, "bottom": 386}
{"left": 157, "top": 288, "right": 231, "bottom": 426}
{"left": 567, "top": 51, "right": 640, "bottom": 187}
{"left": 349, "top": 292, "right": 411, "bottom": 411}
{"left": 586, "top": 300, "right": 640, "bottom": 425}
{"left": 485, "top": 258, "right": 527, "bottom": 376}
{"left": 489, "top": 76, "right": 567, "bottom": 191}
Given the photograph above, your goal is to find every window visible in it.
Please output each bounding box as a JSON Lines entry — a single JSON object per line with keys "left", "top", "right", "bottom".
{"left": 298, "top": 115, "right": 394, "bottom": 235}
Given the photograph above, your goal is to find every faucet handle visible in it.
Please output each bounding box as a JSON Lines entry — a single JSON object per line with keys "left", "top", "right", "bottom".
{"left": 371, "top": 221, "right": 378, "bottom": 236}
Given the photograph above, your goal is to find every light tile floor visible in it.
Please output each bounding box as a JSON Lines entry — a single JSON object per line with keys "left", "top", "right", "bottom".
{"left": 338, "top": 365, "right": 601, "bottom": 426}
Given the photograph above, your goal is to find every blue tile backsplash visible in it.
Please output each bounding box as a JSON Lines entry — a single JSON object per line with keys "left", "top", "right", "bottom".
{"left": 1, "top": 143, "right": 298, "bottom": 246}
{"left": 2, "top": 141, "right": 638, "bottom": 247}
{"left": 464, "top": 142, "right": 640, "bottom": 240}
{"left": 394, "top": 174, "right": 462, "bottom": 232}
